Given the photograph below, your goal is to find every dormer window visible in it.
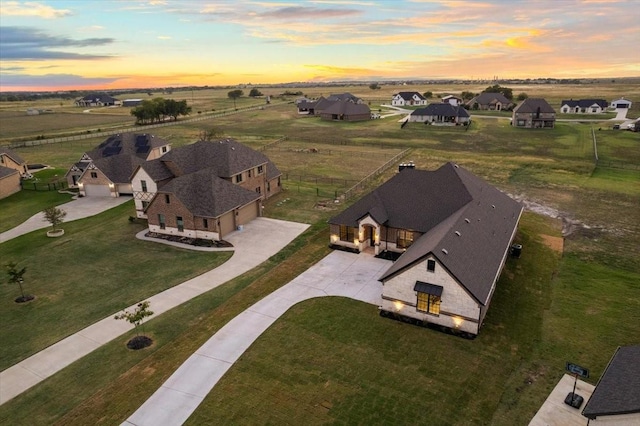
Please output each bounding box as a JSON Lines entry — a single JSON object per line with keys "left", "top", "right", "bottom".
{"left": 235, "top": 173, "right": 243, "bottom": 183}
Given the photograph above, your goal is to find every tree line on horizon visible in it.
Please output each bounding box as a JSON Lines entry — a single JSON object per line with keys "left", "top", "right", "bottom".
{"left": 130, "top": 98, "right": 191, "bottom": 124}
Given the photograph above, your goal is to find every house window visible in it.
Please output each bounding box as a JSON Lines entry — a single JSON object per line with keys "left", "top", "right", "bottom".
{"left": 417, "top": 292, "right": 441, "bottom": 315}
{"left": 90, "top": 172, "right": 98, "bottom": 179}
{"left": 141, "top": 180, "right": 148, "bottom": 192}
{"left": 258, "top": 165, "right": 264, "bottom": 174}
{"left": 277, "top": 177, "right": 281, "bottom": 187}
{"left": 256, "top": 186, "right": 261, "bottom": 194}
{"left": 142, "top": 201, "right": 149, "bottom": 210}
{"left": 162, "top": 146, "right": 167, "bottom": 153}
{"left": 0, "top": 156, "right": 4, "bottom": 164}
{"left": 158, "top": 214, "right": 166, "bottom": 230}
{"left": 427, "top": 259, "right": 436, "bottom": 272}
{"left": 248, "top": 169, "right": 252, "bottom": 178}
{"left": 165, "top": 194, "right": 170, "bottom": 204}
{"left": 339, "top": 225, "right": 356, "bottom": 242}
{"left": 267, "top": 182, "right": 271, "bottom": 192}
{"left": 177, "top": 216, "right": 184, "bottom": 232}
{"left": 203, "top": 218, "right": 208, "bottom": 228}
{"left": 235, "top": 173, "right": 243, "bottom": 183}
{"left": 397, "top": 230, "right": 414, "bottom": 249}
{"left": 517, "top": 119, "right": 526, "bottom": 126}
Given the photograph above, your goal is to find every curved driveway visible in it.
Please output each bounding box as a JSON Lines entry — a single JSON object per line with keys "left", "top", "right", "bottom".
{"left": 0, "top": 217, "right": 308, "bottom": 405}
{"left": 123, "top": 250, "right": 391, "bottom": 426}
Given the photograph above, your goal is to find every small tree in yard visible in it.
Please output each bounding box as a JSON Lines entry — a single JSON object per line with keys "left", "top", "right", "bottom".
{"left": 6, "top": 262, "right": 33, "bottom": 303}
{"left": 43, "top": 206, "right": 66, "bottom": 231}
{"left": 115, "top": 301, "right": 154, "bottom": 349}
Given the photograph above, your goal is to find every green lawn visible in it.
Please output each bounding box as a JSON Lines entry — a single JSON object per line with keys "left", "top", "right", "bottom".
{"left": 1, "top": 83, "right": 639, "bottom": 424}
{"left": 0, "top": 189, "right": 73, "bottom": 233}
{"left": 0, "top": 201, "right": 231, "bottom": 370}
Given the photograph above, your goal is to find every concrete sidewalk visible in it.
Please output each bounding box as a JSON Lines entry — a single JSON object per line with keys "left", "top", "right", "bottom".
{"left": 529, "top": 374, "right": 594, "bottom": 425}
{"left": 0, "top": 217, "right": 309, "bottom": 405}
{"left": 123, "top": 250, "right": 391, "bottom": 426}
{"left": 0, "top": 196, "right": 132, "bottom": 243}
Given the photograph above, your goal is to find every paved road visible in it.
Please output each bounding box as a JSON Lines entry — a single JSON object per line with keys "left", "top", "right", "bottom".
{"left": 0, "top": 217, "right": 309, "bottom": 405}
{"left": 123, "top": 250, "right": 391, "bottom": 426}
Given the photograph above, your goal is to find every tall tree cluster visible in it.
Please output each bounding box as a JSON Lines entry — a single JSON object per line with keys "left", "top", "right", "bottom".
{"left": 130, "top": 98, "right": 191, "bottom": 124}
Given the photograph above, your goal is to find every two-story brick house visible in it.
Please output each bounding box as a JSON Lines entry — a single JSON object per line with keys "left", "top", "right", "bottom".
{"left": 512, "top": 98, "right": 556, "bottom": 129}
{"left": 133, "top": 139, "right": 282, "bottom": 240}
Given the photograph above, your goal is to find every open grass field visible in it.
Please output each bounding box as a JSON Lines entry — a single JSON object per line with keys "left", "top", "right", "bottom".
{"left": 0, "top": 82, "right": 638, "bottom": 424}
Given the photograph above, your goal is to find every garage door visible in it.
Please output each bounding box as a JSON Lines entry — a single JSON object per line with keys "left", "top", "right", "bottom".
{"left": 83, "top": 184, "right": 111, "bottom": 197}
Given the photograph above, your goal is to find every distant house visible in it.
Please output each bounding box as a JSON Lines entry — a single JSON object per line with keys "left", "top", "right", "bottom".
{"left": 137, "top": 139, "right": 282, "bottom": 240}
{"left": 611, "top": 98, "right": 632, "bottom": 109}
{"left": 0, "top": 147, "right": 29, "bottom": 177}
{"left": 66, "top": 133, "right": 171, "bottom": 196}
{"left": 560, "top": 99, "right": 608, "bottom": 114}
{"left": 319, "top": 100, "right": 371, "bottom": 121}
{"left": 441, "top": 95, "right": 462, "bottom": 106}
{"left": 467, "top": 92, "right": 514, "bottom": 111}
{"left": 328, "top": 163, "right": 522, "bottom": 336}
{"left": 122, "top": 99, "right": 143, "bottom": 107}
{"left": 582, "top": 345, "right": 640, "bottom": 424}
{"left": 326, "top": 92, "right": 364, "bottom": 104}
{"left": 74, "top": 93, "right": 121, "bottom": 107}
{"left": 0, "top": 166, "right": 21, "bottom": 200}
{"left": 512, "top": 98, "right": 556, "bottom": 129}
{"left": 391, "top": 92, "right": 428, "bottom": 107}
{"left": 409, "top": 103, "right": 470, "bottom": 125}
{"left": 297, "top": 100, "right": 317, "bottom": 115}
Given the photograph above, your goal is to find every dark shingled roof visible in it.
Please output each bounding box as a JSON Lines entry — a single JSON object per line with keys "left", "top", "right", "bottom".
{"left": 87, "top": 133, "right": 169, "bottom": 160}
{"left": 471, "top": 92, "right": 512, "bottom": 105}
{"left": 561, "top": 99, "right": 608, "bottom": 109}
{"left": 0, "top": 165, "right": 19, "bottom": 179}
{"left": 133, "top": 157, "right": 174, "bottom": 182}
{"left": 92, "top": 154, "right": 146, "bottom": 184}
{"left": 321, "top": 100, "right": 371, "bottom": 116}
{"left": 159, "top": 139, "right": 272, "bottom": 178}
{"left": 583, "top": 345, "right": 640, "bottom": 419}
{"left": 513, "top": 98, "right": 556, "bottom": 113}
{"left": 0, "top": 147, "right": 26, "bottom": 164}
{"left": 330, "top": 163, "right": 522, "bottom": 305}
{"left": 77, "top": 93, "right": 119, "bottom": 103}
{"left": 326, "top": 92, "right": 361, "bottom": 103}
{"left": 159, "top": 168, "right": 261, "bottom": 218}
{"left": 395, "top": 92, "right": 426, "bottom": 101}
{"left": 412, "top": 103, "right": 470, "bottom": 118}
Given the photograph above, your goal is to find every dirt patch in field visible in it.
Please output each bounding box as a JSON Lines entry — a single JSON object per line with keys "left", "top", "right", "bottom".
{"left": 540, "top": 234, "right": 564, "bottom": 253}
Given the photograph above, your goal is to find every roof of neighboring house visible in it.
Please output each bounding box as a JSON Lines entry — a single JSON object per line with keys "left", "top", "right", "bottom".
{"left": 297, "top": 100, "right": 316, "bottom": 109}
{"left": 412, "top": 103, "right": 470, "bottom": 118}
{"left": 611, "top": 98, "right": 632, "bottom": 104}
{"left": 160, "top": 139, "right": 274, "bottom": 177}
{"left": 91, "top": 154, "right": 146, "bottom": 184}
{"left": 329, "top": 163, "right": 522, "bottom": 305}
{"left": 321, "top": 100, "right": 371, "bottom": 116}
{"left": 513, "top": 98, "right": 556, "bottom": 114}
{"left": 471, "top": 92, "right": 512, "bottom": 105}
{"left": 158, "top": 168, "right": 261, "bottom": 218}
{"left": 0, "top": 147, "right": 26, "bottom": 164}
{"left": 0, "top": 165, "right": 19, "bottom": 179}
{"left": 561, "top": 99, "right": 608, "bottom": 108}
{"left": 326, "top": 92, "right": 361, "bottom": 103}
{"left": 442, "top": 95, "right": 462, "bottom": 100}
{"left": 87, "top": 133, "right": 170, "bottom": 161}
{"left": 583, "top": 345, "right": 640, "bottom": 419}
{"left": 131, "top": 139, "right": 282, "bottom": 184}
{"left": 394, "top": 92, "right": 426, "bottom": 101}
{"left": 77, "top": 93, "right": 119, "bottom": 103}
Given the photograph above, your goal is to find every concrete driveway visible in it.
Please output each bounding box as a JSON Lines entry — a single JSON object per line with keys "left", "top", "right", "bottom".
{"left": 0, "top": 195, "right": 132, "bottom": 243}
{"left": 123, "top": 250, "right": 391, "bottom": 426}
{"left": 0, "top": 217, "right": 309, "bottom": 405}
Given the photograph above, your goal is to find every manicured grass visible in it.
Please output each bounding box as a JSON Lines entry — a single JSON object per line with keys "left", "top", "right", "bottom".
{"left": 0, "top": 189, "right": 73, "bottom": 233}
{"left": 0, "top": 201, "right": 231, "bottom": 370}
{"left": 1, "top": 82, "right": 639, "bottom": 424}
{"left": 0, "top": 222, "right": 330, "bottom": 425}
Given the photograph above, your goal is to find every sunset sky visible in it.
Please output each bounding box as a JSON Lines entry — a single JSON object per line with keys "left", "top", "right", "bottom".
{"left": 1, "top": 0, "right": 638, "bottom": 92}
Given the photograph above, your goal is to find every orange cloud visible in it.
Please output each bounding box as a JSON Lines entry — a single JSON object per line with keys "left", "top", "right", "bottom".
{"left": 1, "top": 1, "right": 71, "bottom": 19}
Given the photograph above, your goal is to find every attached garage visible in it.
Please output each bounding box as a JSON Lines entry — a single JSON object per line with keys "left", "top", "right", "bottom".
{"left": 83, "top": 184, "right": 111, "bottom": 197}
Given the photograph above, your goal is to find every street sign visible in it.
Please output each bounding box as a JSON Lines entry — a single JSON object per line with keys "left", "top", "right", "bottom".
{"left": 566, "top": 362, "right": 589, "bottom": 378}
